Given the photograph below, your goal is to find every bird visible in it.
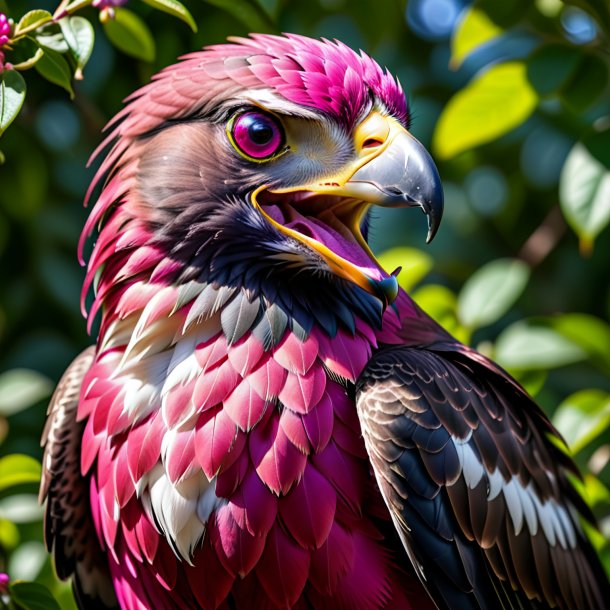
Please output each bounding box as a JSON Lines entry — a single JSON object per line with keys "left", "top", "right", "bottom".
{"left": 39, "top": 33, "right": 610, "bottom": 610}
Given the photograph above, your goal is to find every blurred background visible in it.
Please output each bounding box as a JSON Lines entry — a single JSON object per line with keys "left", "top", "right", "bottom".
{"left": 0, "top": 0, "right": 609, "bottom": 606}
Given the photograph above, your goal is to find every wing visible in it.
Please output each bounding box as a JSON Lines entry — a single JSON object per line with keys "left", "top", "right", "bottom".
{"left": 356, "top": 342, "right": 610, "bottom": 610}
{"left": 40, "top": 347, "right": 117, "bottom": 609}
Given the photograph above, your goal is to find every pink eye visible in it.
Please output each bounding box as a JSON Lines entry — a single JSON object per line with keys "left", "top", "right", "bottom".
{"left": 231, "top": 111, "right": 284, "bottom": 160}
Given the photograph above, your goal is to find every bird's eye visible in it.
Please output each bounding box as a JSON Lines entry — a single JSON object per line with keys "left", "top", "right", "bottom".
{"left": 229, "top": 111, "right": 284, "bottom": 161}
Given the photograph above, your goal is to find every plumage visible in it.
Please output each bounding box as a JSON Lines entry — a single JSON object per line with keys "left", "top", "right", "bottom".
{"left": 39, "top": 32, "right": 609, "bottom": 610}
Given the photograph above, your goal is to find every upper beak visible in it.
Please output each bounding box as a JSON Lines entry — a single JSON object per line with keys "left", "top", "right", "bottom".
{"left": 338, "top": 129, "right": 444, "bottom": 242}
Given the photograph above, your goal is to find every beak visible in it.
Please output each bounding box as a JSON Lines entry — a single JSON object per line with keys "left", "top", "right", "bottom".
{"left": 339, "top": 128, "right": 444, "bottom": 243}
{"left": 256, "top": 113, "right": 444, "bottom": 306}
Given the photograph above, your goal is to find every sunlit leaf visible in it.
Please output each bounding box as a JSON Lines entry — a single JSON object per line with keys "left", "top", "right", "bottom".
{"left": 377, "top": 247, "right": 433, "bottom": 292}
{"left": 141, "top": 0, "right": 197, "bottom": 32}
{"left": 0, "top": 455, "right": 41, "bottom": 492}
{"left": 433, "top": 62, "right": 537, "bottom": 160}
{"left": 548, "top": 313, "right": 610, "bottom": 374}
{"left": 412, "top": 284, "right": 470, "bottom": 343}
{"left": 450, "top": 6, "right": 503, "bottom": 69}
{"left": 458, "top": 258, "right": 529, "bottom": 330}
{"left": 553, "top": 390, "right": 610, "bottom": 454}
{"left": 102, "top": 8, "right": 156, "bottom": 62}
{"left": 0, "top": 70, "right": 27, "bottom": 136}
{"left": 526, "top": 43, "right": 581, "bottom": 96}
{"left": 494, "top": 322, "right": 586, "bottom": 370}
{"left": 560, "top": 141, "right": 610, "bottom": 249}
{"left": 0, "top": 494, "right": 44, "bottom": 522}
{"left": 59, "top": 16, "right": 95, "bottom": 79}
{"left": 9, "top": 541, "right": 47, "bottom": 581}
{"left": 9, "top": 581, "right": 61, "bottom": 610}
{"left": 0, "top": 369, "right": 53, "bottom": 416}
{"left": 34, "top": 47, "right": 74, "bottom": 98}
{"left": 14, "top": 10, "right": 53, "bottom": 37}
{"left": 0, "top": 517, "right": 19, "bottom": 549}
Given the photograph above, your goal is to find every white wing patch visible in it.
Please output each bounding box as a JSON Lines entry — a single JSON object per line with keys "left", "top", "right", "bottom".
{"left": 452, "top": 436, "right": 578, "bottom": 548}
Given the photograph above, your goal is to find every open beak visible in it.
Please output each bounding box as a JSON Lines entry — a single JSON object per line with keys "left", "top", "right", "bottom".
{"left": 253, "top": 112, "right": 444, "bottom": 306}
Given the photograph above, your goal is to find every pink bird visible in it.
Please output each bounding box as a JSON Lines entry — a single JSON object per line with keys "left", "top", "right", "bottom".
{"left": 40, "top": 34, "right": 609, "bottom": 610}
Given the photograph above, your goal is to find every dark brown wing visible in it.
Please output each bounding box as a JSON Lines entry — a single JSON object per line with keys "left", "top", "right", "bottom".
{"left": 40, "top": 346, "right": 117, "bottom": 609}
{"left": 356, "top": 342, "right": 610, "bottom": 610}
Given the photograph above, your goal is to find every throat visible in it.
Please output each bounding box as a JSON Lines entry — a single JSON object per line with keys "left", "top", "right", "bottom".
{"left": 262, "top": 200, "right": 385, "bottom": 282}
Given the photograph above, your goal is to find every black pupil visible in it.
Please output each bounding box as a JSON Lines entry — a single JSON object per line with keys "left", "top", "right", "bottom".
{"left": 248, "top": 119, "right": 274, "bottom": 145}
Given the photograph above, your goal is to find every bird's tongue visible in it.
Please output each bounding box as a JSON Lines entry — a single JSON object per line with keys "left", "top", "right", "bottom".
{"left": 264, "top": 203, "right": 384, "bottom": 282}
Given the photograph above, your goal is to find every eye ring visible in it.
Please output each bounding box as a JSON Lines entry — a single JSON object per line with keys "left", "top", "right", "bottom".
{"left": 227, "top": 110, "right": 286, "bottom": 163}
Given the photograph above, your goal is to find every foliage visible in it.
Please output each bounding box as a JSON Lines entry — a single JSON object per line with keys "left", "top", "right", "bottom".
{"left": 0, "top": 0, "right": 609, "bottom": 606}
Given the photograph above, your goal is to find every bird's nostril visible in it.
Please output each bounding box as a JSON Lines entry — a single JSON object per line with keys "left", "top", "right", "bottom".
{"left": 362, "top": 137, "right": 384, "bottom": 149}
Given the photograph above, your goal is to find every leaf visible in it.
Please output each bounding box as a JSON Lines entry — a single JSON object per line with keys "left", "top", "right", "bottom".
{"left": 526, "top": 43, "right": 582, "bottom": 97}
{"left": 59, "top": 16, "right": 95, "bottom": 79}
{"left": 553, "top": 389, "right": 610, "bottom": 454}
{"left": 0, "top": 455, "right": 41, "bottom": 492}
{"left": 548, "top": 313, "right": 610, "bottom": 374}
{"left": 34, "top": 25, "right": 70, "bottom": 53}
{"left": 102, "top": 8, "right": 156, "bottom": 62}
{"left": 0, "top": 70, "right": 27, "bottom": 136}
{"left": 377, "top": 247, "right": 433, "bottom": 292}
{"left": 14, "top": 10, "right": 53, "bottom": 36}
{"left": 412, "top": 284, "right": 469, "bottom": 344}
{"left": 561, "top": 53, "right": 608, "bottom": 112}
{"left": 560, "top": 141, "right": 610, "bottom": 248}
{"left": 9, "top": 581, "right": 61, "bottom": 610}
{"left": 494, "top": 322, "right": 587, "bottom": 370}
{"left": 458, "top": 258, "right": 529, "bottom": 330}
{"left": 0, "top": 494, "right": 43, "bottom": 522}
{"left": 8, "top": 541, "right": 47, "bottom": 581}
{"left": 140, "top": 0, "right": 197, "bottom": 32}
{"left": 0, "top": 369, "right": 53, "bottom": 416}
{"left": 433, "top": 62, "right": 537, "bottom": 160}
{"left": 450, "top": 6, "right": 503, "bottom": 69}
{"left": 201, "top": 0, "right": 273, "bottom": 32}
{"left": 34, "top": 47, "right": 74, "bottom": 98}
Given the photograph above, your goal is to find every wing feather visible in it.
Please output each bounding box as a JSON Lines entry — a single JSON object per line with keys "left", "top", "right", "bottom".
{"left": 356, "top": 343, "right": 610, "bottom": 610}
{"left": 40, "top": 346, "right": 117, "bottom": 609}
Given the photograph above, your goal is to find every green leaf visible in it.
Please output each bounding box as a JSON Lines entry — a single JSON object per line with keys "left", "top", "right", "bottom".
{"left": 59, "top": 16, "right": 95, "bottom": 79}
{"left": 140, "top": 0, "right": 197, "bottom": 32}
{"left": 34, "top": 47, "right": 74, "bottom": 98}
{"left": 201, "top": 0, "right": 273, "bottom": 32}
{"left": 560, "top": 141, "right": 610, "bottom": 248}
{"left": 0, "top": 455, "right": 41, "bottom": 492}
{"left": 450, "top": 6, "right": 503, "bottom": 69}
{"left": 561, "top": 53, "right": 608, "bottom": 112}
{"left": 0, "top": 70, "right": 27, "bottom": 136}
{"left": 9, "top": 541, "right": 47, "bottom": 581}
{"left": 433, "top": 62, "right": 537, "bottom": 160}
{"left": 9, "top": 581, "right": 61, "bottom": 610}
{"left": 102, "top": 8, "right": 156, "bottom": 62}
{"left": 526, "top": 43, "right": 582, "bottom": 97}
{"left": 377, "top": 247, "right": 433, "bottom": 292}
{"left": 0, "top": 369, "right": 53, "bottom": 416}
{"left": 553, "top": 389, "right": 610, "bottom": 454}
{"left": 35, "top": 25, "right": 70, "bottom": 53}
{"left": 412, "top": 284, "right": 470, "bottom": 344}
{"left": 548, "top": 313, "right": 610, "bottom": 374}
{"left": 0, "top": 494, "right": 43, "bottom": 522}
{"left": 14, "top": 10, "right": 53, "bottom": 37}
{"left": 458, "top": 258, "right": 530, "bottom": 330}
{"left": 494, "top": 322, "right": 587, "bottom": 370}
